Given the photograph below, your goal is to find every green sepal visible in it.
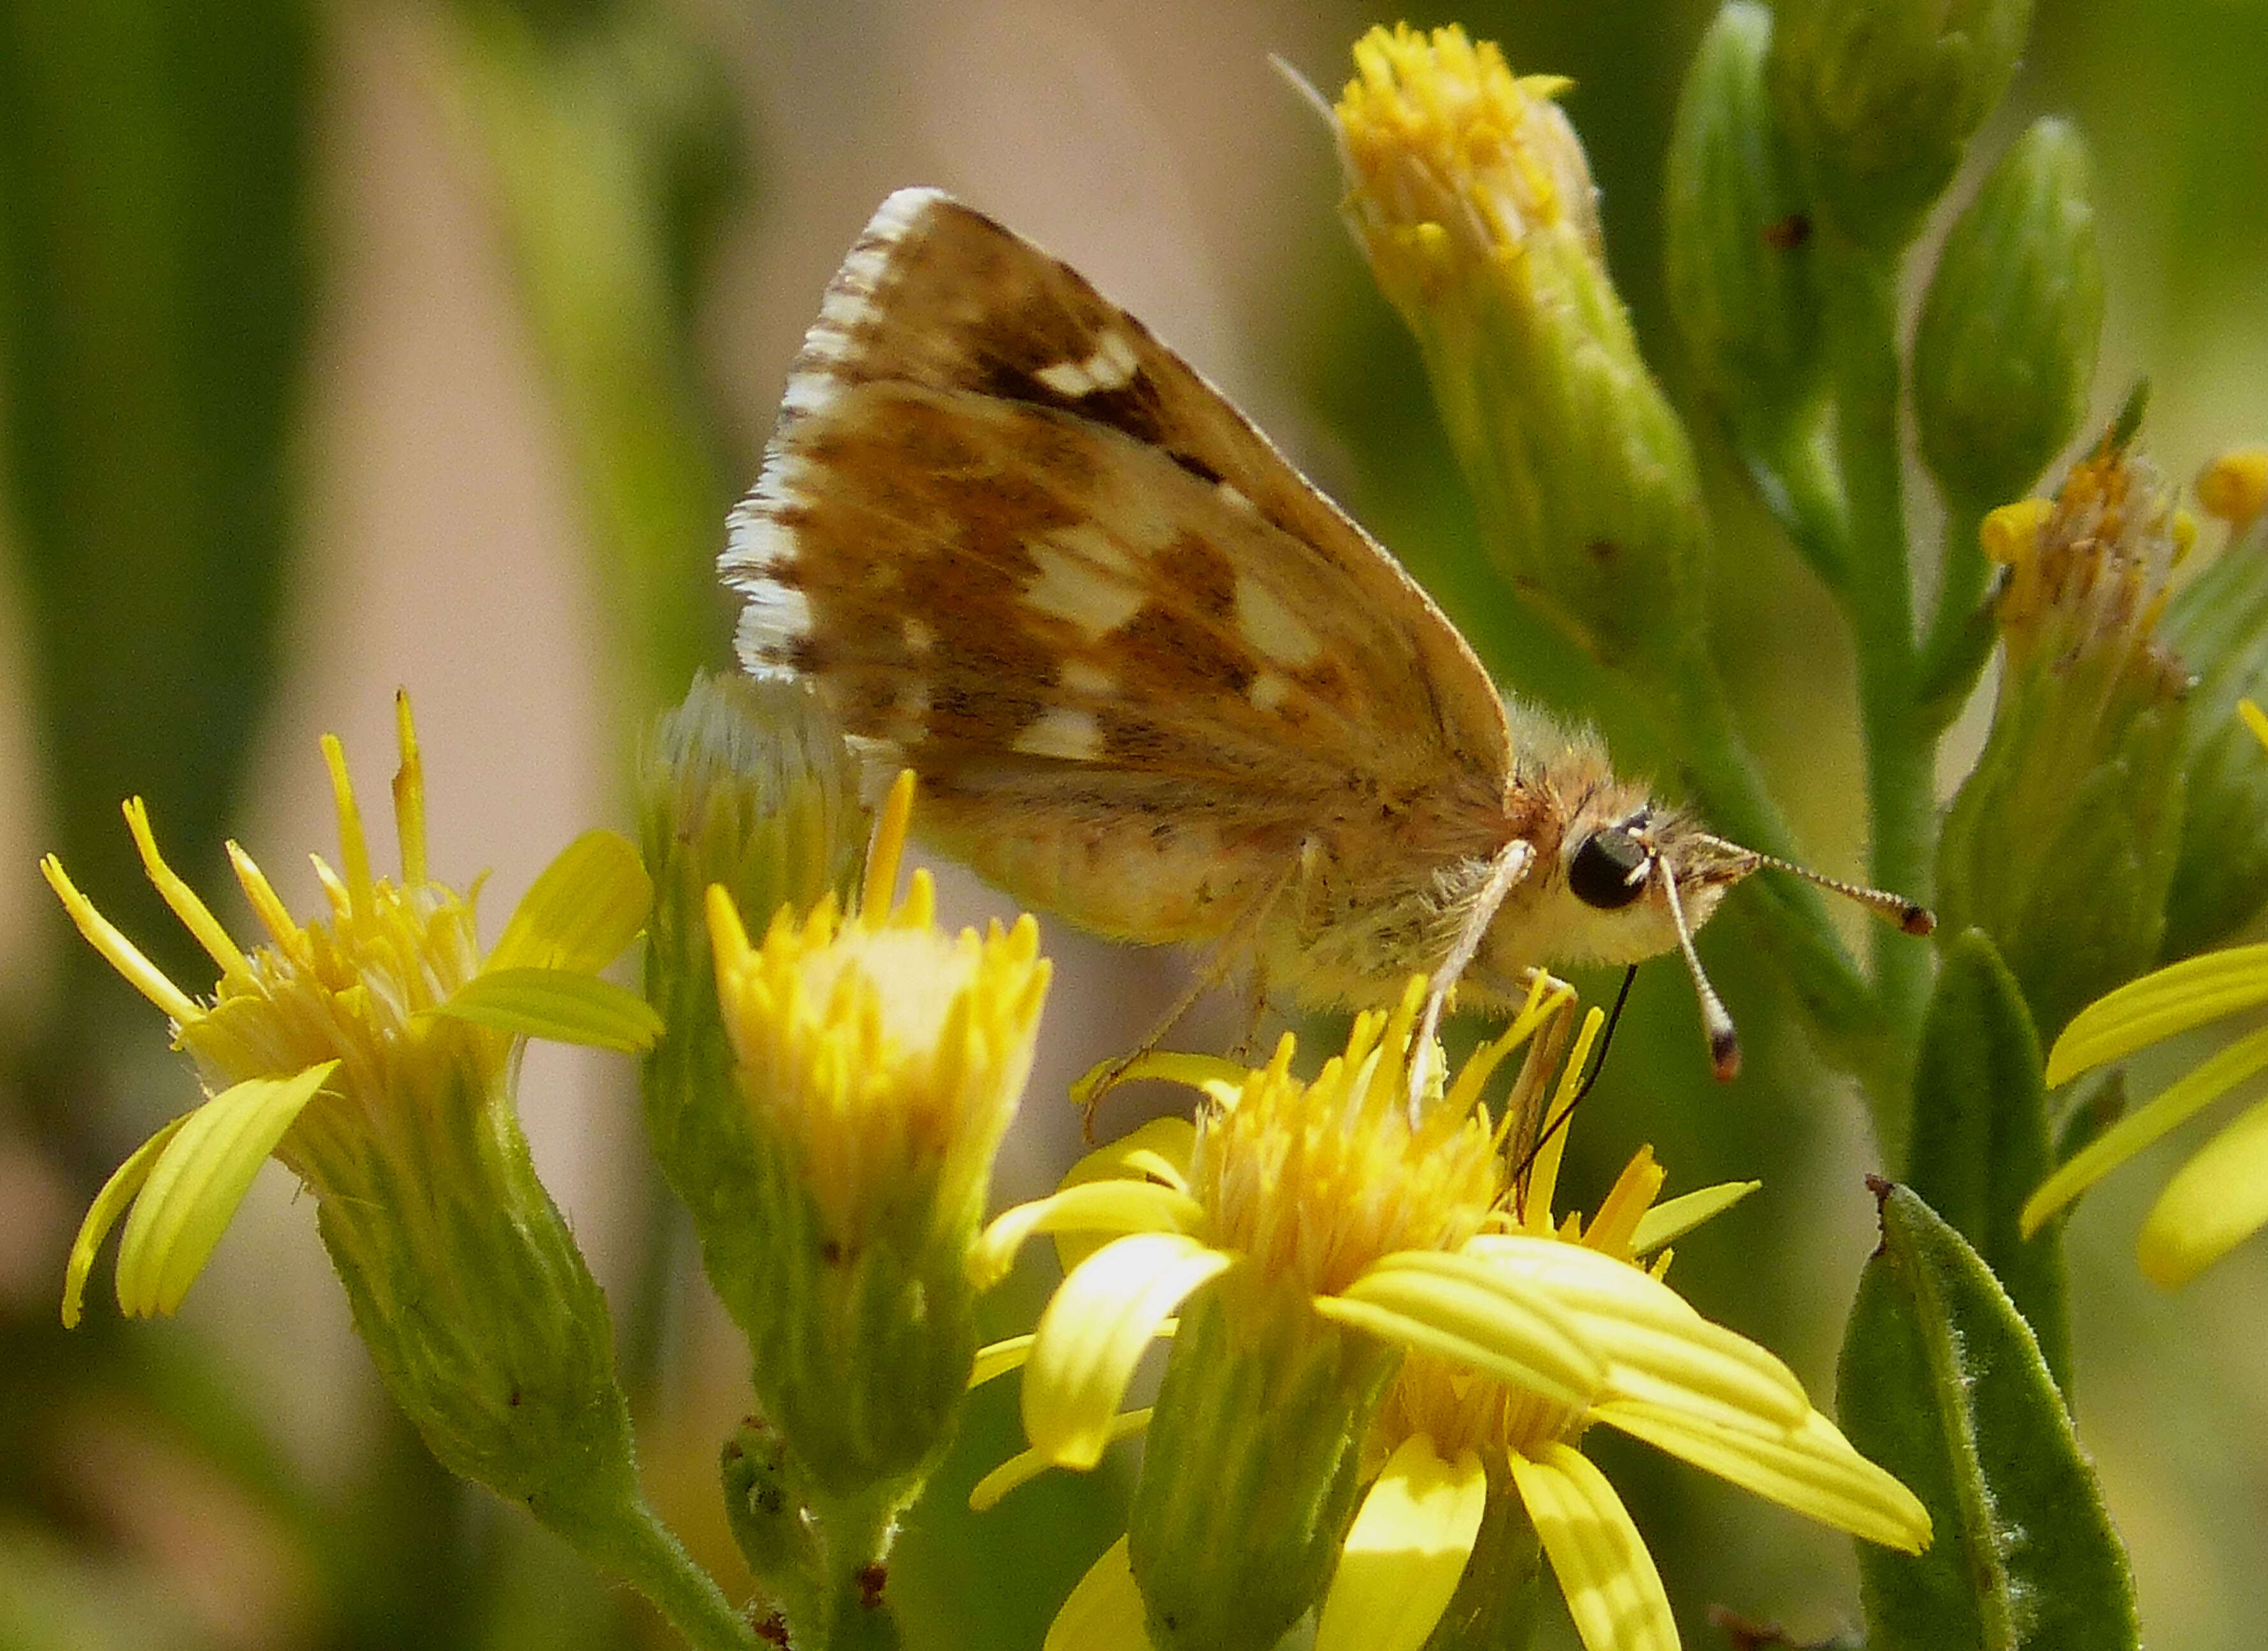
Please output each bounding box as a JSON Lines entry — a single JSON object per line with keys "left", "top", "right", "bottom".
{"left": 1913, "top": 585, "right": 2003, "bottom": 733}
{"left": 1904, "top": 930, "right": 2068, "bottom": 1389}
{"left": 489, "top": 829, "right": 652, "bottom": 974}
{"left": 1838, "top": 1183, "right": 2139, "bottom": 1651}
{"left": 721, "top": 1419, "right": 819, "bottom": 1601}
{"left": 433, "top": 967, "right": 664, "bottom": 1052}
{"left": 1129, "top": 1273, "right": 1402, "bottom": 1651}
{"left": 2159, "top": 524, "right": 2268, "bottom": 958}
{"left": 1914, "top": 118, "right": 2103, "bottom": 513}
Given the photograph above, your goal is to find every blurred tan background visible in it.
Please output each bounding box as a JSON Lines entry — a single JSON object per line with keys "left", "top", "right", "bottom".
{"left": 1, "top": 1, "right": 2264, "bottom": 1647}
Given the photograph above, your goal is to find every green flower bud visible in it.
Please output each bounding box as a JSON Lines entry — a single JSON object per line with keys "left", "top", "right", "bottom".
{"left": 1665, "top": 2, "right": 1825, "bottom": 454}
{"left": 1333, "top": 24, "right": 1709, "bottom": 678}
{"left": 1915, "top": 119, "right": 2104, "bottom": 511}
{"left": 639, "top": 672, "right": 866, "bottom": 1334}
{"left": 1770, "top": 0, "right": 2034, "bottom": 251}
{"left": 1130, "top": 1273, "right": 1402, "bottom": 1651}
{"left": 2158, "top": 502, "right": 2268, "bottom": 959}
{"left": 1937, "top": 444, "right": 2193, "bottom": 1040}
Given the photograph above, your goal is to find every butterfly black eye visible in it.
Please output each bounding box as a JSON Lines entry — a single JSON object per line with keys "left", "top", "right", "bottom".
{"left": 1569, "top": 827, "right": 1651, "bottom": 910}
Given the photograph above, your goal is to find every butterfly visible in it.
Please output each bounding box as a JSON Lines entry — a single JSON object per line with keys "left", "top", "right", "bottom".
{"left": 721, "top": 187, "right": 1928, "bottom": 1082}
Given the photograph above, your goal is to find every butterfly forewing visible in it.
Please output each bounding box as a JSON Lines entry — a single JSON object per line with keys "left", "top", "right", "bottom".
{"left": 725, "top": 187, "right": 1517, "bottom": 946}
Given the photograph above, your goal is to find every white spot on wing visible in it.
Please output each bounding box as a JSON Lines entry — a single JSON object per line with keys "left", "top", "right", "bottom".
{"left": 1059, "top": 659, "right": 1117, "bottom": 696}
{"left": 1024, "top": 543, "right": 1144, "bottom": 638}
{"left": 902, "top": 617, "right": 935, "bottom": 654}
{"left": 1249, "top": 670, "right": 1292, "bottom": 712}
{"left": 1013, "top": 706, "right": 1104, "bottom": 761}
{"left": 1035, "top": 331, "right": 1141, "bottom": 398}
{"left": 1217, "top": 481, "right": 1256, "bottom": 514}
{"left": 1234, "top": 575, "right": 1322, "bottom": 668}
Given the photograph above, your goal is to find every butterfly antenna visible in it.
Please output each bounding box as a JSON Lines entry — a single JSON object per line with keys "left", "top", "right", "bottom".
{"left": 1510, "top": 965, "right": 1637, "bottom": 1190}
{"left": 1698, "top": 834, "right": 1935, "bottom": 936}
{"left": 1660, "top": 857, "right": 1741, "bottom": 1081}
{"left": 1268, "top": 53, "right": 1338, "bottom": 126}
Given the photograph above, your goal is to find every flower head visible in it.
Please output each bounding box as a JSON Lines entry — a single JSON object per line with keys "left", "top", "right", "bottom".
{"left": 1331, "top": 24, "right": 1707, "bottom": 679}
{"left": 707, "top": 769, "right": 1049, "bottom": 1496}
{"left": 1936, "top": 426, "right": 2195, "bottom": 1039}
{"left": 986, "top": 1003, "right": 1925, "bottom": 1651}
{"left": 2026, "top": 699, "right": 2268, "bottom": 1285}
{"left": 50, "top": 691, "right": 658, "bottom": 1329}
{"left": 39, "top": 699, "right": 749, "bottom": 1641}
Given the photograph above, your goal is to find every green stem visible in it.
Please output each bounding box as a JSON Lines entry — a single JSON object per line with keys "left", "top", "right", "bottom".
{"left": 579, "top": 1497, "right": 758, "bottom": 1651}
{"left": 1822, "top": 240, "right": 1937, "bottom": 1156}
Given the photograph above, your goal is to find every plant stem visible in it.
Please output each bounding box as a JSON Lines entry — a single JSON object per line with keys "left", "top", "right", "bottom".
{"left": 1821, "top": 239, "right": 1937, "bottom": 1159}
{"left": 582, "top": 1496, "right": 758, "bottom": 1651}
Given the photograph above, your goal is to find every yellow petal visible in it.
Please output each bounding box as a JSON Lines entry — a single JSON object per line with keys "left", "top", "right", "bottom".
{"left": 1628, "top": 1180, "right": 1760, "bottom": 1255}
{"left": 1509, "top": 1444, "right": 1676, "bottom": 1651}
{"left": 2137, "top": 1094, "right": 2268, "bottom": 1286}
{"left": 1054, "top": 1115, "right": 1197, "bottom": 1278}
{"left": 1594, "top": 1401, "right": 1930, "bottom": 1552}
{"left": 1314, "top": 1436, "right": 1486, "bottom": 1651}
{"left": 487, "top": 829, "right": 652, "bottom": 975}
{"left": 970, "top": 1410, "right": 1151, "bottom": 1512}
{"left": 971, "top": 1182, "right": 1208, "bottom": 1289}
{"left": 432, "top": 967, "right": 664, "bottom": 1052}
{"left": 62, "top": 1114, "right": 192, "bottom": 1327}
{"left": 1458, "top": 1237, "right": 1807, "bottom": 1428}
{"left": 2023, "top": 1022, "right": 2268, "bottom": 1234}
{"left": 113, "top": 1063, "right": 338, "bottom": 1318}
{"left": 1319, "top": 1251, "right": 1602, "bottom": 1412}
{"left": 1044, "top": 1536, "right": 1152, "bottom": 1651}
{"left": 2044, "top": 943, "right": 2268, "bottom": 1085}
{"left": 1024, "top": 1232, "right": 1233, "bottom": 1469}
{"left": 971, "top": 1334, "right": 1033, "bottom": 1388}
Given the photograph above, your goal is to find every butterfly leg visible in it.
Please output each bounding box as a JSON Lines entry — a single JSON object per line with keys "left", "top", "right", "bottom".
{"left": 1075, "top": 844, "right": 1312, "bottom": 1138}
{"left": 1409, "top": 838, "right": 1538, "bottom": 1120}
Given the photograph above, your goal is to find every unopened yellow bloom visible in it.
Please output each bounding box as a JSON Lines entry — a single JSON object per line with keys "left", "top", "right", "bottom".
{"left": 707, "top": 770, "right": 1050, "bottom": 1496}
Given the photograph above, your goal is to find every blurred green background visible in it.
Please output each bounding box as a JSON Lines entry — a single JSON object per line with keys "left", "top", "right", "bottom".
{"left": 1, "top": 1, "right": 2263, "bottom": 1647}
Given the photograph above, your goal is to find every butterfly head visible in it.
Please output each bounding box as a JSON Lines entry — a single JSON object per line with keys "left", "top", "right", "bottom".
{"left": 1488, "top": 783, "right": 1932, "bottom": 1082}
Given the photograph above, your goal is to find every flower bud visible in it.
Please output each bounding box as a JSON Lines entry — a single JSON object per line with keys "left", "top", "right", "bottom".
{"left": 708, "top": 773, "right": 1049, "bottom": 1497}
{"left": 639, "top": 673, "right": 866, "bottom": 1334}
{"left": 1937, "top": 437, "right": 2192, "bottom": 1039}
{"left": 1770, "top": 0, "right": 2034, "bottom": 250}
{"left": 1665, "top": 2, "right": 1825, "bottom": 454}
{"left": 1915, "top": 119, "right": 2104, "bottom": 511}
{"left": 1334, "top": 24, "right": 1709, "bottom": 679}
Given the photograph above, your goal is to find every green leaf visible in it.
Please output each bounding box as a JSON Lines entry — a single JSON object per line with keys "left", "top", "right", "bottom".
{"left": 2160, "top": 531, "right": 2268, "bottom": 959}
{"left": 1905, "top": 929, "right": 2069, "bottom": 1389}
{"left": 434, "top": 966, "right": 664, "bottom": 1052}
{"left": 1838, "top": 1183, "right": 2139, "bottom": 1651}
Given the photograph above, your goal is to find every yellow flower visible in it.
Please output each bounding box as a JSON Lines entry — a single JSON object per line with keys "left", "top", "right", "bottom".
{"left": 50, "top": 692, "right": 658, "bottom": 1327}
{"left": 706, "top": 769, "right": 1050, "bottom": 1497}
{"left": 980, "top": 1004, "right": 1926, "bottom": 1651}
{"left": 1314, "top": 1083, "right": 1929, "bottom": 1651}
{"left": 40, "top": 698, "right": 756, "bottom": 1649}
{"left": 2025, "top": 701, "right": 2268, "bottom": 1285}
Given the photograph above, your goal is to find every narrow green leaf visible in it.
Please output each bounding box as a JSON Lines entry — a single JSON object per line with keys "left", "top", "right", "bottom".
{"left": 434, "top": 966, "right": 664, "bottom": 1052}
{"left": 1906, "top": 929, "right": 2069, "bottom": 1388}
{"left": 1838, "top": 1183, "right": 2139, "bottom": 1651}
